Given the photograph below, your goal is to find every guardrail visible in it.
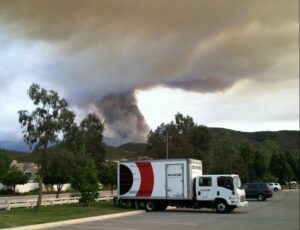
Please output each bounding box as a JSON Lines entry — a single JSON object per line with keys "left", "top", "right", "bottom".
{"left": 0, "top": 195, "right": 114, "bottom": 211}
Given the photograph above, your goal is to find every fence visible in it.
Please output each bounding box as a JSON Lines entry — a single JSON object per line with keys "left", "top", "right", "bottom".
{"left": 0, "top": 183, "right": 71, "bottom": 193}
{"left": 0, "top": 195, "right": 114, "bottom": 211}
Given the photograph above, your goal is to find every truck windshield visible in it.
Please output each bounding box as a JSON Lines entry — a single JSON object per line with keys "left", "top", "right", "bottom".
{"left": 233, "top": 176, "right": 242, "bottom": 189}
{"left": 217, "top": 176, "right": 233, "bottom": 190}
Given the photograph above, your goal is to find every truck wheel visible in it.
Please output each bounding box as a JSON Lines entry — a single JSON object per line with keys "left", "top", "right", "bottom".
{"left": 145, "top": 201, "right": 156, "bottom": 212}
{"left": 157, "top": 203, "right": 168, "bottom": 211}
{"left": 257, "top": 194, "right": 265, "bottom": 201}
{"left": 228, "top": 206, "right": 235, "bottom": 212}
{"left": 215, "top": 200, "right": 228, "bottom": 213}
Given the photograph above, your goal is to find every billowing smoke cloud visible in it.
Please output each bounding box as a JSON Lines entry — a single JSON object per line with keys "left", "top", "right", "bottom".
{"left": 0, "top": 0, "right": 298, "bottom": 144}
{"left": 97, "top": 93, "right": 149, "bottom": 144}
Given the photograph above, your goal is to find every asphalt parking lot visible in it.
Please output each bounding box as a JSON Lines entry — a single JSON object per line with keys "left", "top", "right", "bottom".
{"left": 49, "top": 189, "right": 299, "bottom": 230}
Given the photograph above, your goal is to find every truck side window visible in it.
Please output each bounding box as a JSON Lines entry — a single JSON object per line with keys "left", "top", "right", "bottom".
{"left": 199, "top": 177, "right": 212, "bottom": 187}
{"left": 217, "top": 177, "right": 233, "bottom": 191}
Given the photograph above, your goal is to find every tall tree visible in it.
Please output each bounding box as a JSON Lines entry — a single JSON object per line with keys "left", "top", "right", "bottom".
{"left": 174, "top": 113, "right": 195, "bottom": 134}
{"left": 43, "top": 147, "right": 75, "bottom": 198}
{"left": 146, "top": 123, "right": 170, "bottom": 159}
{"left": 18, "top": 83, "right": 75, "bottom": 211}
{"left": 146, "top": 113, "right": 211, "bottom": 160}
{"left": 80, "top": 114, "right": 105, "bottom": 170}
{"left": 64, "top": 113, "right": 105, "bottom": 174}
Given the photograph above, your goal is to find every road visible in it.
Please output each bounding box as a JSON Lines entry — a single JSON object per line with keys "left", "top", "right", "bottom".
{"left": 0, "top": 191, "right": 114, "bottom": 204}
{"left": 48, "top": 189, "right": 299, "bottom": 230}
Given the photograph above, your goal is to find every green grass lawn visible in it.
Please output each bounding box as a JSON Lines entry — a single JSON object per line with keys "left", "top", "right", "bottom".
{"left": 0, "top": 201, "right": 133, "bottom": 229}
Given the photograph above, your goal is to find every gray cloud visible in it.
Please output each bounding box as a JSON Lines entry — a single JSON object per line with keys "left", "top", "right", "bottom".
{"left": 0, "top": 0, "right": 298, "bottom": 144}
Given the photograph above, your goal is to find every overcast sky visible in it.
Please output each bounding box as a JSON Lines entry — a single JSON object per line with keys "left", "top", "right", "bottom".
{"left": 0, "top": 0, "right": 299, "bottom": 146}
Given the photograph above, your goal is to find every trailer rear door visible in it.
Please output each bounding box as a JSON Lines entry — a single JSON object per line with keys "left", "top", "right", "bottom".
{"left": 166, "top": 164, "right": 184, "bottom": 198}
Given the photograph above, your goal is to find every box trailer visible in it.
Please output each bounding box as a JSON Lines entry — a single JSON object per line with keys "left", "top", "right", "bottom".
{"left": 118, "top": 158, "right": 202, "bottom": 200}
{"left": 116, "top": 158, "right": 248, "bottom": 213}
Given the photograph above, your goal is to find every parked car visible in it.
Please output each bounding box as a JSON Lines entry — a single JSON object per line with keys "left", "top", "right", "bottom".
{"left": 242, "top": 183, "right": 273, "bottom": 201}
{"left": 268, "top": 182, "right": 281, "bottom": 191}
{"left": 288, "top": 181, "right": 297, "bottom": 189}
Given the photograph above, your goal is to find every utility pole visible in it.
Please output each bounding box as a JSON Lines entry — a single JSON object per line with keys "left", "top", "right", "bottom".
{"left": 166, "top": 130, "right": 169, "bottom": 159}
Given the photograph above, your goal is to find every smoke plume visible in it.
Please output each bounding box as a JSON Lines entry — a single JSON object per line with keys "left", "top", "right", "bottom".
{"left": 97, "top": 93, "right": 149, "bottom": 144}
{"left": 0, "top": 0, "right": 298, "bottom": 144}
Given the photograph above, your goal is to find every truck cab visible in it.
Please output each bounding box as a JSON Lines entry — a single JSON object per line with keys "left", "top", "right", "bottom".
{"left": 195, "top": 175, "right": 248, "bottom": 213}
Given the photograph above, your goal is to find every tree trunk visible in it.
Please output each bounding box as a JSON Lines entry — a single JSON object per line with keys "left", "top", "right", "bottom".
{"left": 110, "top": 185, "right": 114, "bottom": 195}
{"left": 56, "top": 184, "right": 62, "bottom": 198}
{"left": 35, "top": 175, "right": 43, "bottom": 212}
{"left": 35, "top": 146, "right": 47, "bottom": 212}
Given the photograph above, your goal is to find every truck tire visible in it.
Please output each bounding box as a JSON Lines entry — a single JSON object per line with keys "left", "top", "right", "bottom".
{"left": 257, "top": 193, "right": 265, "bottom": 201}
{"left": 157, "top": 202, "right": 168, "bottom": 211}
{"left": 215, "top": 200, "right": 228, "bottom": 213}
{"left": 145, "top": 201, "right": 157, "bottom": 212}
{"left": 227, "top": 206, "right": 235, "bottom": 212}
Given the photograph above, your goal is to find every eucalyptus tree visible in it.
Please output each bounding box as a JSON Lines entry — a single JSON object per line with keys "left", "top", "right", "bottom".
{"left": 18, "top": 83, "right": 75, "bottom": 211}
{"left": 146, "top": 113, "right": 211, "bottom": 160}
{"left": 64, "top": 113, "right": 105, "bottom": 174}
{"left": 80, "top": 113, "right": 105, "bottom": 170}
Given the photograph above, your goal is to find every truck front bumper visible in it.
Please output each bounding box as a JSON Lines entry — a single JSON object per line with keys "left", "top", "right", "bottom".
{"left": 237, "top": 201, "right": 248, "bottom": 207}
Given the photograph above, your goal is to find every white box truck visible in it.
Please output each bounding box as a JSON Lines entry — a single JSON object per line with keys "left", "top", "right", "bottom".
{"left": 116, "top": 158, "right": 248, "bottom": 213}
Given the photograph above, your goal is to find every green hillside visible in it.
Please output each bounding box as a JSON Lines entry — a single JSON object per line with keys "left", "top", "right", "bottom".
{"left": 104, "top": 144, "right": 138, "bottom": 160}
{"left": 3, "top": 144, "right": 142, "bottom": 162}
{"left": 117, "top": 143, "right": 147, "bottom": 154}
{"left": 3, "top": 150, "right": 39, "bottom": 163}
{"left": 3, "top": 129, "right": 299, "bottom": 162}
{"left": 210, "top": 128, "right": 299, "bottom": 157}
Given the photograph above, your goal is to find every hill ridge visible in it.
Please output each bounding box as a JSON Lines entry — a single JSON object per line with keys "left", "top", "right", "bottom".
{"left": 1, "top": 128, "right": 298, "bottom": 162}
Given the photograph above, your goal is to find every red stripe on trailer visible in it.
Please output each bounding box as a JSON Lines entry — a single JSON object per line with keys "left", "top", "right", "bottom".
{"left": 136, "top": 162, "right": 154, "bottom": 197}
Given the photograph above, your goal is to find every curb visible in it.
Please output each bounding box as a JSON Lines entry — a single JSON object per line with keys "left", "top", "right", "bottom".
{"left": 2, "top": 210, "right": 145, "bottom": 230}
